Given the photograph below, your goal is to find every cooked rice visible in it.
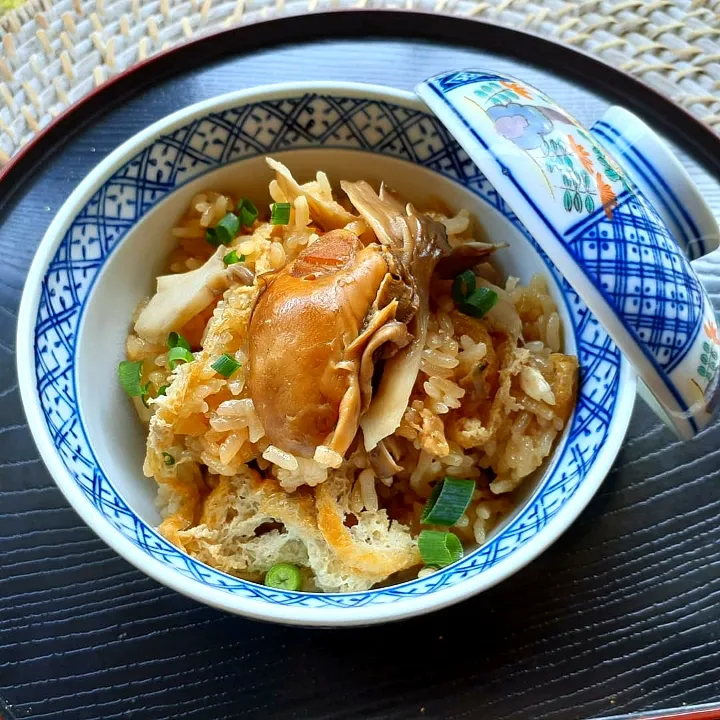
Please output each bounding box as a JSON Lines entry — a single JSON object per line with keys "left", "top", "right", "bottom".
{"left": 125, "top": 161, "right": 578, "bottom": 593}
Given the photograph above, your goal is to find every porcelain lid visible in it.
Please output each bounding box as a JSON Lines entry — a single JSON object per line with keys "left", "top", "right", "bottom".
{"left": 416, "top": 70, "right": 720, "bottom": 438}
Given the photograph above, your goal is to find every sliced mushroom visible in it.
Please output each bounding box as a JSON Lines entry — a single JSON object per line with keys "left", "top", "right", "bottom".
{"left": 266, "top": 158, "right": 357, "bottom": 231}
{"left": 134, "top": 246, "right": 254, "bottom": 343}
{"left": 367, "top": 439, "right": 403, "bottom": 479}
{"left": 435, "top": 242, "right": 502, "bottom": 278}
{"left": 342, "top": 183, "right": 450, "bottom": 450}
{"left": 340, "top": 181, "right": 506, "bottom": 450}
{"left": 341, "top": 180, "right": 420, "bottom": 268}
{"left": 358, "top": 320, "right": 410, "bottom": 411}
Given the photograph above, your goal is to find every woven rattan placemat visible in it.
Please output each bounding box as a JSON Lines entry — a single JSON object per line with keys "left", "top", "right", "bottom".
{"left": 1, "top": 0, "right": 719, "bottom": 165}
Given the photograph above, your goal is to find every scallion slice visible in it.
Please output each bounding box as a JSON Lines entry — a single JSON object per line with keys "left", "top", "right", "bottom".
{"left": 211, "top": 353, "right": 241, "bottom": 378}
{"left": 264, "top": 563, "right": 302, "bottom": 591}
{"left": 451, "top": 270, "right": 498, "bottom": 319}
{"left": 237, "top": 197, "right": 258, "bottom": 229}
{"left": 270, "top": 202, "right": 291, "bottom": 225}
{"left": 157, "top": 385, "right": 168, "bottom": 396}
{"left": 451, "top": 270, "right": 476, "bottom": 306}
{"left": 458, "top": 287, "right": 498, "bottom": 319}
{"left": 223, "top": 250, "right": 246, "bottom": 266}
{"left": 118, "top": 360, "right": 148, "bottom": 398}
{"left": 418, "top": 530, "right": 463, "bottom": 568}
{"left": 206, "top": 212, "right": 240, "bottom": 246}
{"left": 421, "top": 477, "right": 475, "bottom": 526}
{"left": 168, "top": 332, "right": 191, "bottom": 351}
{"left": 168, "top": 346, "right": 194, "bottom": 370}
{"left": 162, "top": 452, "right": 175, "bottom": 466}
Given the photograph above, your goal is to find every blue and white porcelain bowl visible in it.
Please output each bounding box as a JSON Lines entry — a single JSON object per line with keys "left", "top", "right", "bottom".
{"left": 17, "top": 82, "right": 636, "bottom": 626}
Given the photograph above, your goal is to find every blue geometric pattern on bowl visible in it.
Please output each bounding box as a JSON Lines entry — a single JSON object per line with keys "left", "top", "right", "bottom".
{"left": 566, "top": 189, "right": 703, "bottom": 375}
{"left": 33, "top": 93, "right": 621, "bottom": 608}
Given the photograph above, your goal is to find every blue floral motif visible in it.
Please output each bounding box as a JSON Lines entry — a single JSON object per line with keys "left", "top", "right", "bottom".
{"left": 32, "top": 94, "right": 623, "bottom": 610}
{"left": 486, "top": 102, "right": 553, "bottom": 150}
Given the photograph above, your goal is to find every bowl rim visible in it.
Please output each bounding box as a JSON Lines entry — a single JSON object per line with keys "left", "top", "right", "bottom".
{"left": 16, "top": 81, "right": 637, "bottom": 626}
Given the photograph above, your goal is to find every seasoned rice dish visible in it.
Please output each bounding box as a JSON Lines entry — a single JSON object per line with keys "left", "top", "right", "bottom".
{"left": 119, "top": 158, "right": 577, "bottom": 592}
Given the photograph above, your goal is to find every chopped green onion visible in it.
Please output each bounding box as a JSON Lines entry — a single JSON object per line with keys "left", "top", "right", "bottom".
{"left": 163, "top": 452, "right": 175, "bottom": 466}
{"left": 157, "top": 385, "right": 168, "bottom": 396}
{"left": 451, "top": 270, "right": 476, "bottom": 306}
{"left": 270, "top": 202, "right": 291, "bottom": 225}
{"left": 118, "top": 360, "right": 149, "bottom": 398}
{"left": 211, "top": 353, "right": 241, "bottom": 378}
{"left": 418, "top": 530, "right": 463, "bottom": 568}
{"left": 223, "top": 250, "right": 246, "bottom": 266}
{"left": 458, "top": 287, "right": 498, "bottom": 319}
{"left": 236, "top": 197, "right": 258, "bottom": 228}
{"left": 421, "top": 477, "right": 475, "bottom": 526}
{"left": 167, "top": 332, "right": 191, "bottom": 351}
{"left": 168, "top": 346, "right": 194, "bottom": 370}
{"left": 206, "top": 212, "right": 240, "bottom": 246}
{"left": 451, "top": 270, "right": 498, "bottom": 319}
{"left": 265, "top": 563, "right": 302, "bottom": 591}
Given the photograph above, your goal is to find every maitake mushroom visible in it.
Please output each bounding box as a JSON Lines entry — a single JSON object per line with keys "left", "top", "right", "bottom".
{"left": 135, "top": 245, "right": 254, "bottom": 343}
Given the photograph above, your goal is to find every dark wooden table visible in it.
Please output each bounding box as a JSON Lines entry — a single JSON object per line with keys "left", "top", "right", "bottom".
{"left": 2, "top": 23, "right": 720, "bottom": 720}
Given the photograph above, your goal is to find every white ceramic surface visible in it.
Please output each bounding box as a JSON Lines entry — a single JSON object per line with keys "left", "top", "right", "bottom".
{"left": 17, "top": 82, "right": 635, "bottom": 626}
